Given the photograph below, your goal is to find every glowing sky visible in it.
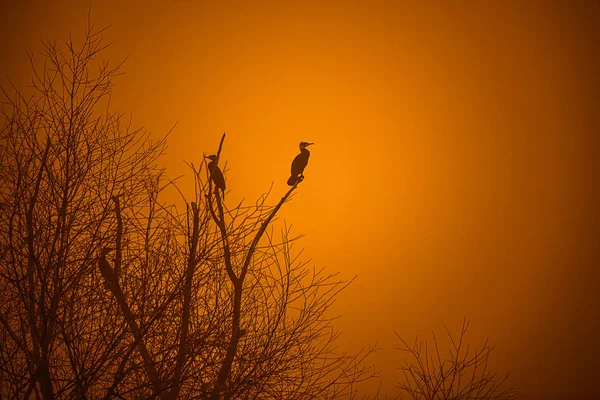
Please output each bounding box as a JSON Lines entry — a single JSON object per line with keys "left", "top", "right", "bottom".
{"left": 1, "top": 1, "right": 599, "bottom": 398}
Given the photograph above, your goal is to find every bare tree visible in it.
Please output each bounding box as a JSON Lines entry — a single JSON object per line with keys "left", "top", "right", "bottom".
{"left": 394, "top": 319, "right": 521, "bottom": 400}
{"left": 0, "top": 22, "right": 375, "bottom": 399}
{"left": 95, "top": 132, "right": 377, "bottom": 399}
{"left": 0, "top": 20, "right": 171, "bottom": 399}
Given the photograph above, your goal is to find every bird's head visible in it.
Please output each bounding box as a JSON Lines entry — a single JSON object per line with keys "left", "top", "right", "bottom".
{"left": 101, "top": 247, "right": 114, "bottom": 256}
{"left": 299, "top": 142, "right": 314, "bottom": 150}
{"left": 204, "top": 155, "right": 218, "bottom": 162}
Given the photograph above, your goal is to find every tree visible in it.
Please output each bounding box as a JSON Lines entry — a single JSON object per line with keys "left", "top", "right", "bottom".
{"left": 0, "top": 23, "right": 375, "bottom": 399}
{"left": 394, "top": 319, "right": 521, "bottom": 400}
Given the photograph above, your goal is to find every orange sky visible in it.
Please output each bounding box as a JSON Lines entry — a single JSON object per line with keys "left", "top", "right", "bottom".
{"left": 1, "top": 1, "right": 599, "bottom": 398}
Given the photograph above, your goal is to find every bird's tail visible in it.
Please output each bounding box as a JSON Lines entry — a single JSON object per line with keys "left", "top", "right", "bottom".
{"left": 287, "top": 175, "right": 298, "bottom": 186}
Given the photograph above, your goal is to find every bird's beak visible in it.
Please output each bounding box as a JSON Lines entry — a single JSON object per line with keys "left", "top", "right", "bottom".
{"left": 307, "top": 142, "right": 314, "bottom": 146}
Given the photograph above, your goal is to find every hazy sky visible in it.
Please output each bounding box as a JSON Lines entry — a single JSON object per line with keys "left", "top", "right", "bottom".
{"left": 1, "top": 1, "right": 599, "bottom": 398}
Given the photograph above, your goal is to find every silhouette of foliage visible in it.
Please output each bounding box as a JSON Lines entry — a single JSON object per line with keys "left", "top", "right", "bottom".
{"left": 0, "top": 23, "right": 375, "bottom": 399}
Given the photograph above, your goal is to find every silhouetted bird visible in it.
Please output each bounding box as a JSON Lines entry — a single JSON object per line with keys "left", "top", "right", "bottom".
{"left": 205, "top": 155, "right": 226, "bottom": 195}
{"left": 98, "top": 247, "right": 115, "bottom": 289}
{"left": 287, "top": 142, "right": 314, "bottom": 186}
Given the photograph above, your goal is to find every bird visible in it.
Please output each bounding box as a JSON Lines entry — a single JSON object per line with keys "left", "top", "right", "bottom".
{"left": 205, "top": 155, "right": 226, "bottom": 196}
{"left": 98, "top": 247, "right": 116, "bottom": 289}
{"left": 287, "top": 142, "right": 314, "bottom": 186}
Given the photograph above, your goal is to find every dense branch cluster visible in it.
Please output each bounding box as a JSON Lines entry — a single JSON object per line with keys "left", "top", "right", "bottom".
{"left": 0, "top": 26, "right": 374, "bottom": 399}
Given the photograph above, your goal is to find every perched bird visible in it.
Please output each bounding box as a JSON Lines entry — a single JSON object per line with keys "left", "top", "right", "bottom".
{"left": 205, "top": 155, "right": 226, "bottom": 196}
{"left": 98, "top": 247, "right": 115, "bottom": 289}
{"left": 287, "top": 142, "right": 314, "bottom": 186}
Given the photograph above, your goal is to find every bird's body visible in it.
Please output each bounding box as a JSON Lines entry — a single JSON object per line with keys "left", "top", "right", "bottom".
{"left": 205, "top": 155, "right": 226, "bottom": 195}
{"left": 98, "top": 247, "right": 115, "bottom": 289}
{"left": 287, "top": 142, "right": 313, "bottom": 186}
